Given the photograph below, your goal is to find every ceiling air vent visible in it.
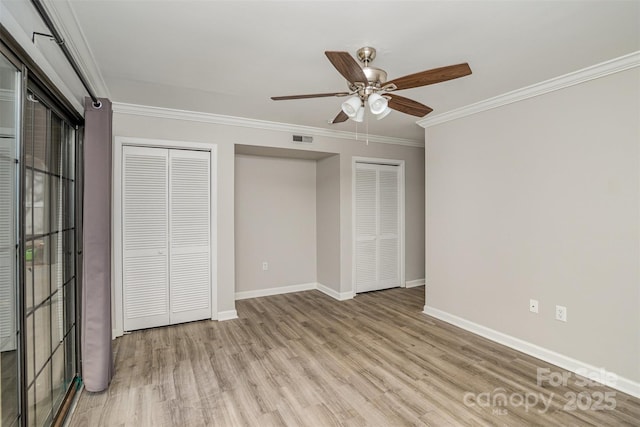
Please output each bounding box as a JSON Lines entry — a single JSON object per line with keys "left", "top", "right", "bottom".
{"left": 292, "top": 135, "right": 313, "bottom": 144}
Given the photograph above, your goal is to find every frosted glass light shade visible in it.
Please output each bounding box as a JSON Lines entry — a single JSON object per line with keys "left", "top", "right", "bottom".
{"left": 353, "top": 106, "right": 365, "bottom": 122}
{"left": 368, "top": 93, "right": 388, "bottom": 115}
{"left": 341, "top": 96, "right": 362, "bottom": 118}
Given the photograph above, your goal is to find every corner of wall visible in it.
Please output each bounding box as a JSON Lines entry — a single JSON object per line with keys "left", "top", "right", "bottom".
{"left": 217, "top": 310, "right": 239, "bottom": 321}
{"left": 316, "top": 283, "right": 354, "bottom": 301}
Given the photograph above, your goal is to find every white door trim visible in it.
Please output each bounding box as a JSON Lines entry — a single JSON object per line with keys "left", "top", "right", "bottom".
{"left": 351, "top": 156, "right": 405, "bottom": 295}
{"left": 113, "top": 136, "right": 218, "bottom": 338}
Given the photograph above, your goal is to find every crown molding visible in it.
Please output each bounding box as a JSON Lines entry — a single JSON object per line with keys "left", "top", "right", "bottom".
{"left": 419, "top": 51, "right": 640, "bottom": 128}
{"left": 112, "top": 102, "right": 425, "bottom": 147}
{"left": 42, "top": 0, "right": 111, "bottom": 98}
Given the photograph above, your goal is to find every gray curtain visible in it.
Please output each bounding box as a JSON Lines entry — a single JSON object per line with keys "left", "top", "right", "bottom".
{"left": 81, "top": 97, "right": 113, "bottom": 392}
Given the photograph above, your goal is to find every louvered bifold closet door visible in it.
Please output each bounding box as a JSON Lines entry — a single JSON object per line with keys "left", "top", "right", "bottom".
{"left": 0, "top": 137, "right": 16, "bottom": 351}
{"left": 168, "top": 149, "right": 211, "bottom": 324}
{"left": 122, "top": 146, "right": 170, "bottom": 331}
{"left": 355, "top": 162, "right": 401, "bottom": 293}
{"left": 355, "top": 164, "right": 378, "bottom": 293}
{"left": 377, "top": 165, "right": 400, "bottom": 289}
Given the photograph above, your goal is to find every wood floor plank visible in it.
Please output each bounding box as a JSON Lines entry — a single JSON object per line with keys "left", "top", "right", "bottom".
{"left": 68, "top": 287, "right": 640, "bottom": 426}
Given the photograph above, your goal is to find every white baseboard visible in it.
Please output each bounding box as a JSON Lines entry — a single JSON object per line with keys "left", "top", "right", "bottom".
{"left": 233, "top": 282, "right": 354, "bottom": 302}
{"left": 235, "top": 282, "right": 317, "bottom": 300}
{"left": 423, "top": 305, "right": 640, "bottom": 399}
{"left": 217, "top": 310, "right": 238, "bottom": 321}
{"left": 405, "top": 278, "right": 425, "bottom": 288}
{"left": 316, "top": 283, "right": 354, "bottom": 301}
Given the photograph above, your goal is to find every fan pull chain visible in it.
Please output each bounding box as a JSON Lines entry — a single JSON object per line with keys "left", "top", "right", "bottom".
{"left": 366, "top": 109, "right": 369, "bottom": 146}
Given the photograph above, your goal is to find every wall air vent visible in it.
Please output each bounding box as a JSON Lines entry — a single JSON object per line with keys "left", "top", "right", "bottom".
{"left": 292, "top": 135, "right": 313, "bottom": 144}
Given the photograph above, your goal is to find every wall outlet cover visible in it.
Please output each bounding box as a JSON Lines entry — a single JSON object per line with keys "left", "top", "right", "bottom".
{"left": 555, "top": 305, "right": 567, "bottom": 322}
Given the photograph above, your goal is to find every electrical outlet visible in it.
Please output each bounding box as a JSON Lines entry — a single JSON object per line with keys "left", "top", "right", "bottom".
{"left": 555, "top": 305, "right": 567, "bottom": 322}
{"left": 262, "top": 261, "right": 269, "bottom": 271}
{"left": 529, "top": 299, "right": 539, "bottom": 314}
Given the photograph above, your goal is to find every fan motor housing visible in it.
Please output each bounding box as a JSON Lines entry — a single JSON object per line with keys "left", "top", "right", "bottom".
{"left": 363, "top": 67, "right": 387, "bottom": 85}
{"left": 349, "top": 67, "right": 387, "bottom": 93}
{"left": 347, "top": 47, "right": 388, "bottom": 90}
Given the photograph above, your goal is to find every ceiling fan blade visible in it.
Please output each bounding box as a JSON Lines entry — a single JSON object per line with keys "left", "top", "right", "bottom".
{"left": 386, "top": 63, "right": 472, "bottom": 91}
{"left": 325, "top": 51, "right": 368, "bottom": 85}
{"left": 387, "top": 94, "right": 433, "bottom": 117}
{"left": 271, "top": 92, "right": 350, "bottom": 101}
{"left": 332, "top": 110, "right": 349, "bottom": 124}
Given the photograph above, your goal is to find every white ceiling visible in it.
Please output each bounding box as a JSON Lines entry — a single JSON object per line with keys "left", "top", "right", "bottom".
{"left": 10, "top": 1, "right": 640, "bottom": 141}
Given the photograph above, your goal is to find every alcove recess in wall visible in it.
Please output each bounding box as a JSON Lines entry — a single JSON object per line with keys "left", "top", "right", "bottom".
{"left": 234, "top": 144, "right": 340, "bottom": 298}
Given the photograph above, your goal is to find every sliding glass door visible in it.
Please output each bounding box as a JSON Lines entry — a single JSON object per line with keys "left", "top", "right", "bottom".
{"left": 0, "top": 39, "right": 82, "bottom": 425}
{"left": 0, "top": 49, "right": 21, "bottom": 427}
{"left": 23, "top": 87, "right": 79, "bottom": 427}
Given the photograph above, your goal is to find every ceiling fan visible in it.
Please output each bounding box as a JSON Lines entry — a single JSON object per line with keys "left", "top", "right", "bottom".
{"left": 271, "top": 47, "right": 472, "bottom": 124}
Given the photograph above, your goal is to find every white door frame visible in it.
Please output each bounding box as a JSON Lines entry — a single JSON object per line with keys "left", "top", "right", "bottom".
{"left": 113, "top": 136, "right": 218, "bottom": 338}
{"left": 351, "top": 156, "right": 405, "bottom": 294}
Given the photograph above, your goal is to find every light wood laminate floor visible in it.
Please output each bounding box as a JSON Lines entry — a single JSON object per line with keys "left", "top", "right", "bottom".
{"left": 69, "top": 287, "right": 640, "bottom": 426}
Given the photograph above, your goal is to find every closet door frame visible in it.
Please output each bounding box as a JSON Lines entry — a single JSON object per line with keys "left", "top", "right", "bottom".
{"left": 113, "top": 136, "right": 217, "bottom": 338}
{"left": 351, "top": 157, "right": 405, "bottom": 295}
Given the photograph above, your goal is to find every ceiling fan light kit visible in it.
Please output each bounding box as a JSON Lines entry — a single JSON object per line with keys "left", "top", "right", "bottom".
{"left": 341, "top": 92, "right": 390, "bottom": 122}
{"left": 271, "top": 46, "right": 472, "bottom": 124}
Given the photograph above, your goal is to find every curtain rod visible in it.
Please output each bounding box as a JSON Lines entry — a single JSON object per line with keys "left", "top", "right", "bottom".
{"left": 30, "top": 0, "right": 102, "bottom": 108}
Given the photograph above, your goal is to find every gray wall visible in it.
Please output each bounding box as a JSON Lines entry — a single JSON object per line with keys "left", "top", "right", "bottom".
{"left": 112, "top": 115, "right": 426, "bottom": 317}
{"left": 316, "top": 154, "right": 341, "bottom": 292}
{"left": 425, "top": 68, "right": 640, "bottom": 382}
{"left": 235, "top": 154, "right": 317, "bottom": 292}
